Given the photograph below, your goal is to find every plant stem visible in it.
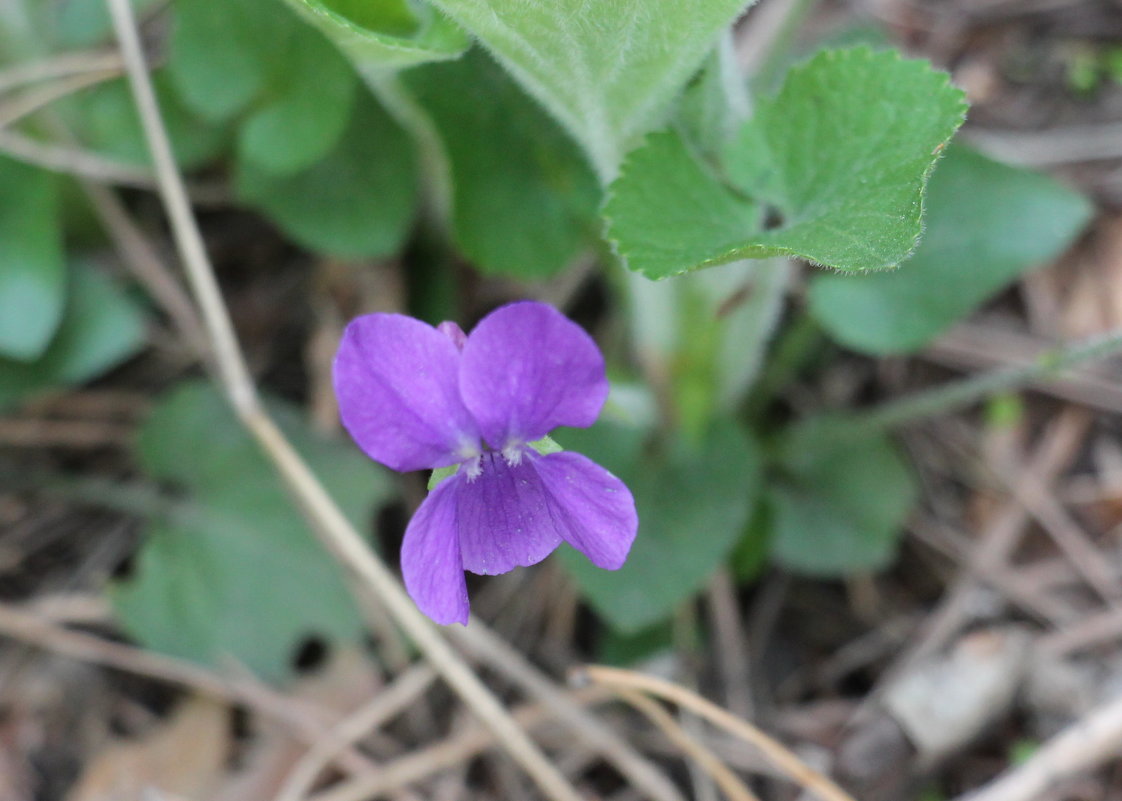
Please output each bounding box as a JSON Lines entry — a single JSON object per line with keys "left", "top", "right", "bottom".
{"left": 103, "top": 3, "right": 584, "bottom": 800}
{"left": 850, "top": 327, "right": 1122, "bottom": 434}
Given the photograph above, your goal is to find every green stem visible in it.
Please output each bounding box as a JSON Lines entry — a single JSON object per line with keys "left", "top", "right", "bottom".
{"left": 361, "top": 69, "right": 454, "bottom": 237}
{"left": 848, "top": 327, "right": 1122, "bottom": 434}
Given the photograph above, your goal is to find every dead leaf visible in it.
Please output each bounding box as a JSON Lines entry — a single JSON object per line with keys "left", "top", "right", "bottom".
{"left": 65, "top": 695, "right": 229, "bottom": 801}
{"left": 211, "top": 647, "right": 382, "bottom": 801}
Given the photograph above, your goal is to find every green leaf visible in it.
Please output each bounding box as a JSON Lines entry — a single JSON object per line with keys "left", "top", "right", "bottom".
{"left": 769, "top": 425, "right": 917, "bottom": 575}
{"left": 113, "top": 382, "right": 393, "bottom": 681}
{"left": 0, "top": 157, "right": 64, "bottom": 361}
{"left": 605, "top": 130, "right": 760, "bottom": 280}
{"left": 236, "top": 92, "right": 417, "bottom": 259}
{"left": 66, "top": 75, "right": 229, "bottom": 170}
{"left": 403, "top": 50, "right": 601, "bottom": 279}
{"left": 424, "top": 0, "right": 754, "bottom": 180}
{"left": 169, "top": 0, "right": 275, "bottom": 122}
{"left": 807, "top": 146, "right": 1093, "bottom": 355}
{"left": 283, "top": 0, "right": 470, "bottom": 71}
{"left": 0, "top": 262, "right": 146, "bottom": 409}
{"left": 605, "top": 47, "right": 968, "bottom": 279}
{"left": 558, "top": 420, "right": 760, "bottom": 633}
{"left": 170, "top": 0, "right": 357, "bottom": 174}
{"left": 237, "top": 22, "right": 358, "bottom": 175}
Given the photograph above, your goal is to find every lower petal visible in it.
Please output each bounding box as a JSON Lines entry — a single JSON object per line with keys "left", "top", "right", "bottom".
{"left": 532, "top": 452, "right": 638, "bottom": 569}
{"left": 457, "top": 453, "right": 563, "bottom": 575}
{"left": 401, "top": 477, "right": 469, "bottom": 625}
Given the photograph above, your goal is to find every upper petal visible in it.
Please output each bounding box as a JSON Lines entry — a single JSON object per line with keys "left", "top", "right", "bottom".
{"left": 459, "top": 302, "right": 608, "bottom": 450}
{"left": 532, "top": 451, "right": 637, "bottom": 569}
{"left": 457, "top": 453, "right": 564, "bottom": 575}
{"left": 334, "top": 313, "right": 480, "bottom": 472}
{"left": 401, "top": 476, "right": 469, "bottom": 625}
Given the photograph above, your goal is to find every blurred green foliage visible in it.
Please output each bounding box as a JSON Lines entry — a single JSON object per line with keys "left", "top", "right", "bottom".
{"left": 0, "top": 0, "right": 1098, "bottom": 661}
{"left": 113, "top": 383, "right": 393, "bottom": 679}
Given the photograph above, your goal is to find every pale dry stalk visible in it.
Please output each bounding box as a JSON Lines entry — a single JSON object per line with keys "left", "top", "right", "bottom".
{"left": 612, "top": 687, "right": 761, "bottom": 801}
{"left": 102, "top": 2, "right": 589, "bottom": 800}
{"left": 578, "top": 665, "right": 857, "bottom": 801}
{"left": 953, "top": 691, "right": 1122, "bottom": 801}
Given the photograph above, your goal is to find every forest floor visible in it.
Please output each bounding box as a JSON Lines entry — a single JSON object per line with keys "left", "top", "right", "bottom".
{"left": 5, "top": 0, "right": 1122, "bottom": 800}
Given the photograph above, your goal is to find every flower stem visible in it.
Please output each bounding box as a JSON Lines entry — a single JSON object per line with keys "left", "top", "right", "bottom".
{"left": 849, "top": 327, "right": 1122, "bottom": 434}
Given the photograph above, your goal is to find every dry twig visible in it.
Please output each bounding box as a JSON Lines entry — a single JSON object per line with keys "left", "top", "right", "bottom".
{"left": 103, "top": 1, "right": 587, "bottom": 799}
{"left": 613, "top": 687, "right": 761, "bottom": 801}
{"left": 953, "top": 692, "right": 1122, "bottom": 801}
{"left": 576, "top": 664, "right": 857, "bottom": 801}
{"left": 310, "top": 688, "right": 613, "bottom": 801}
{"left": 0, "top": 603, "right": 376, "bottom": 777}
{"left": 275, "top": 665, "right": 437, "bottom": 801}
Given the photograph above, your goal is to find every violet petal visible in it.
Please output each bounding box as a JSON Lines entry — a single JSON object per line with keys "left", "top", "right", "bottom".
{"left": 459, "top": 302, "right": 608, "bottom": 450}
{"left": 334, "top": 313, "right": 480, "bottom": 472}
{"left": 532, "top": 451, "right": 637, "bottom": 569}
{"left": 456, "top": 453, "right": 564, "bottom": 575}
{"left": 401, "top": 476, "right": 470, "bottom": 625}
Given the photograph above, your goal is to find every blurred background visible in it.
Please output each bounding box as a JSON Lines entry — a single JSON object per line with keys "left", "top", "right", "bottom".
{"left": 2, "top": 0, "right": 1122, "bottom": 799}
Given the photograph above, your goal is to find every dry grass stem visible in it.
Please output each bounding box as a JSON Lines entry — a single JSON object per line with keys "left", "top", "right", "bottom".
{"left": 882, "top": 409, "right": 1090, "bottom": 681}
{"left": 275, "top": 664, "right": 437, "bottom": 801}
{"left": 0, "top": 50, "right": 123, "bottom": 93}
{"left": 103, "top": 1, "right": 586, "bottom": 799}
{"left": 577, "top": 665, "right": 857, "bottom": 801}
{"left": 448, "top": 622, "right": 686, "bottom": 801}
{"left": 0, "top": 128, "right": 158, "bottom": 186}
{"left": 0, "top": 604, "right": 377, "bottom": 777}
{"left": 953, "top": 692, "right": 1122, "bottom": 801}
{"left": 0, "top": 68, "right": 122, "bottom": 128}
{"left": 613, "top": 687, "right": 761, "bottom": 801}
{"left": 309, "top": 687, "right": 611, "bottom": 801}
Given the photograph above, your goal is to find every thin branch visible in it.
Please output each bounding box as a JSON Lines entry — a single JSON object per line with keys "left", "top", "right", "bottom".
{"left": 0, "top": 65, "right": 207, "bottom": 352}
{"left": 953, "top": 692, "right": 1122, "bottom": 801}
{"left": 0, "top": 604, "right": 376, "bottom": 778}
{"left": 275, "top": 664, "right": 437, "bottom": 801}
{"left": 613, "top": 687, "right": 761, "bottom": 801}
{"left": 845, "top": 327, "right": 1122, "bottom": 435}
{"left": 310, "top": 687, "right": 612, "bottom": 801}
{"left": 103, "top": 2, "right": 584, "bottom": 800}
{"left": 576, "top": 664, "right": 857, "bottom": 801}
{"left": 448, "top": 622, "right": 686, "bottom": 801}
{"left": 80, "top": 180, "right": 211, "bottom": 359}
{"left": 0, "top": 128, "right": 158, "bottom": 186}
{"left": 0, "top": 50, "right": 123, "bottom": 94}
{"left": 0, "top": 67, "right": 121, "bottom": 128}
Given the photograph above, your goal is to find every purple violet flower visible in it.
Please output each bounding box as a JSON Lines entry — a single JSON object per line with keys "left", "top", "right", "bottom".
{"left": 333, "top": 301, "right": 638, "bottom": 625}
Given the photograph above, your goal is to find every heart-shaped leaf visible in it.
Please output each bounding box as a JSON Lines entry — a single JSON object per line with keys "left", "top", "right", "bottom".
{"left": 768, "top": 425, "right": 917, "bottom": 575}
{"left": 808, "top": 146, "right": 1093, "bottom": 354}
{"left": 605, "top": 47, "right": 968, "bottom": 278}
{"left": 113, "top": 382, "right": 393, "bottom": 680}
